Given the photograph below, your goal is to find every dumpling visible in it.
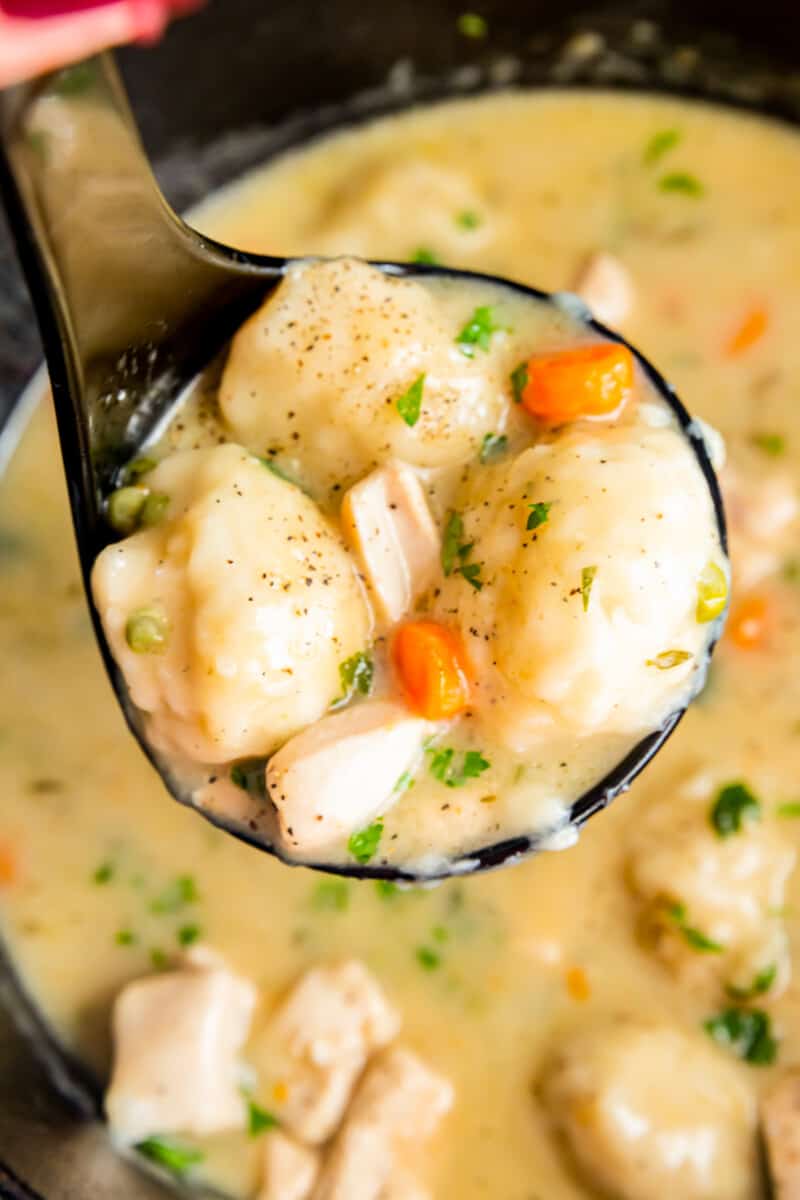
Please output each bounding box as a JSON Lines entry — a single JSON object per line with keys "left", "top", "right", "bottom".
{"left": 92, "top": 443, "right": 371, "bottom": 763}
{"left": 219, "top": 258, "right": 508, "bottom": 493}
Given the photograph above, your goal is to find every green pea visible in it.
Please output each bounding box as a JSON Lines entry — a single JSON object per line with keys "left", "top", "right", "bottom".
{"left": 140, "top": 492, "right": 170, "bottom": 527}
{"left": 125, "top": 606, "right": 169, "bottom": 654}
{"left": 107, "top": 486, "right": 148, "bottom": 535}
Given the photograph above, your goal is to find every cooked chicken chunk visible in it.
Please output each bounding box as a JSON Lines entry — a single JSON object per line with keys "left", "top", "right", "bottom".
{"left": 92, "top": 444, "right": 370, "bottom": 764}
{"left": 761, "top": 1070, "right": 800, "bottom": 1198}
{"left": 254, "top": 961, "right": 401, "bottom": 1144}
{"left": 219, "top": 259, "right": 507, "bottom": 493}
{"left": 266, "top": 702, "right": 430, "bottom": 855}
{"left": 572, "top": 251, "right": 634, "bottom": 328}
{"left": 627, "top": 770, "right": 794, "bottom": 994}
{"left": 342, "top": 461, "right": 440, "bottom": 625}
{"left": 105, "top": 947, "right": 256, "bottom": 1143}
{"left": 437, "top": 424, "right": 725, "bottom": 750}
{"left": 313, "top": 1047, "right": 453, "bottom": 1200}
{"left": 259, "top": 1132, "right": 320, "bottom": 1200}
{"left": 541, "top": 1018, "right": 757, "bottom": 1200}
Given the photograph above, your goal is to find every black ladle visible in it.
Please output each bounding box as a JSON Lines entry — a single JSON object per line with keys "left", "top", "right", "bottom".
{"left": 0, "top": 54, "right": 727, "bottom": 882}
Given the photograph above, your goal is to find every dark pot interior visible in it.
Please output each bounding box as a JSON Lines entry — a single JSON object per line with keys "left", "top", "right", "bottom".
{"left": 1, "top": 0, "right": 800, "bottom": 1195}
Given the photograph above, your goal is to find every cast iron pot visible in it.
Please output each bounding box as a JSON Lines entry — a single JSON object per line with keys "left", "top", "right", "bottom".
{"left": 2, "top": 1, "right": 800, "bottom": 1195}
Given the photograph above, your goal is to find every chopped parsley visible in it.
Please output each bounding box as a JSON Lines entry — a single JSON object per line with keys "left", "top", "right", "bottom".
{"left": 135, "top": 1135, "right": 204, "bottom": 1176}
{"left": 245, "top": 1097, "right": 279, "bottom": 1137}
{"left": 348, "top": 820, "right": 384, "bottom": 865}
{"left": 150, "top": 947, "right": 168, "bottom": 970}
{"left": 710, "top": 781, "right": 761, "bottom": 838}
{"left": 150, "top": 875, "right": 198, "bottom": 914}
{"left": 480, "top": 433, "right": 508, "bottom": 463}
{"left": 510, "top": 361, "right": 529, "bottom": 404}
{"left": 456, "top": 11, "right": 488, "bottom": 37}
{"left": 339, "top": 651, "right": 374, "bottom": 699}
{"left": 751, "top": 432, "right": 786, "bottom": 456}
{"left": 416, "top": 946, "right": 442, "bottom": 970}
{"left": 393, "top": 771, "right": 415, "bottom": 795}
{"left": 115, "top": 929, "right": 136, "bottom": 946}
{"left": 457, "top": 306, "right": 505, "bottom": 357}
{"left": 777, "top": 801, "right": 800, "bottom": 818}
{"left": 412, "top": 246, "right": 439, "bottom": 265}
{"left": 456, "top": 209, "right": 482, "bottom": 230}
{"left": 93, "top": 862, "right": 114, "bottom": 885}
{"left": 659, "top": 171, "right": 704, "bottom": 197}
{"left": 696, "top": 561, "right": 728, "bottom": 622}
{"left": 428, "top": 746, "right": 490, "bottom": 789}
{"left": 726, "top": 963, "right": 777, "bottom": 1001}
{"left": 580, "top": 565, "right": 598, "bottom": 612}
{"left": 441, "top": 511, "right": 483, "bottom": 590}
{"left": 526, "top": 501, "right": 551, "bottom": 532}
{"left": 666, "top": 901, "right": 723, "bottom": 953}
{"left": 646, "top": 649, "right": 692, "bottom": 670}
{"left": 177, "top": 924, "right": 201, "bottom": 947}
{"left": 311, "top": 879, "right": 349, "bottom": 912}
{"left": 375, "top": 879, "right": 399, "bottom": 900}
{"left": 643, "top": 127, "right": 682, "bottom": 165}
{"left": 395, "top": 373, "right": 426, "bottom": 427}
{"left": 704, "top": 1007, "right": 777, "bottom": 1065}
{"left": 259, "top": 457, "right": 297, "bottom": 486}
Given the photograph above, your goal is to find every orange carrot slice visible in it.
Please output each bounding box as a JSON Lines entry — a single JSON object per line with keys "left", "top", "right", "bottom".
{"left": 521, "top": 343, "right": 634, "bottom": 425}
{"left": 392, "top": 621, "right": 471, "bottom": 720}
{"left": 727, "top": 594, "right": 772, "bottom": 650}
{"left": 0, "top": 843, "right": 17, "bottom": 888}
{"left": 726, "top": 306, "right": 768, "bottom": 357}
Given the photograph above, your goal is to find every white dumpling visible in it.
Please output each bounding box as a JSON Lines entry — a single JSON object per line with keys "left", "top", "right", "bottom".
{"left": 541, "top": 1018, "right": 757, "bottom": 1200}
{"left": 435, "top": 423, "right": 725, "bottom": 750}
{"left": 92, "top": 444, "right": 371, "bottom": 763}
{"left": 219, "top": 258, "right": 507, "bottom": 493}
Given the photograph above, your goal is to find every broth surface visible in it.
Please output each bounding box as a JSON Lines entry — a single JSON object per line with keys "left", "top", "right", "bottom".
{"left": 1, "top": 89, "right": 800, "bottom": 1198}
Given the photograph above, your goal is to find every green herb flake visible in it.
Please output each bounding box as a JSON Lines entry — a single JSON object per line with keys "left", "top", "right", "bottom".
{"left": 416, "top": 946, "right": 442, "bottom": 970}
{"left": 375, "top": 879, "right": 399, "bottom": 900}
{"left": 311, "top": 879, "right": 350, "bottom": 912}
{"left": 246, "top": 1098, "right": 279, "bottom": 1137}
{"left": 457, "top": 306, "right": 505, "bottom": 357}
{"left": 348, "top": 820, "right": 384, "bottom": 865}
{"left": 710, "top": 781, "right": 761, "bottom": 838}
{"left": 432, "top": 924, "right": 449, "bottom": 944}
{"left": 150, "top": 947, "right": 168, "bottom": 970}
{"left": 726, "top": 963, "right": 777, "bottom": 1002}
{"left": 151, "top": 875, "right": 198, "bottom": 915}
{"left": 751, "top": 432, "right": 786, "bottom": 457}
{"left": 93, "top": 862, "right": 114, "bottom": 885}
{"left": 177, "top": 924, "right": 201, "bottom": 947}
{"left": 428, "top": 746, "right": 490, "bottom": 789}
{"left": 526, "top": 501, "right": 551, "bottom": 532}
{"left": 124, "top": 456, "right": 157, "bottom": 482}
{"left": 646, "top": 649, "right": 692, "bottom": 670}
{"left": 125, "top": 606, "right": 169, "bottom": 655}
{"left": 777, "top": 801, "right": 800, "bottom": 818}
{"left": 459, "top": 562, "right": 484, "bottom": 591}
{"left": 456, "top": 11, "right": 488, "bottom": 38}
{"left": 643, "top": 128, "right": 682, "bottom": 165}
{"left": 393, "top": 771, "right": 415, "bottom": 795}
{"left": 54, "top": 62, "right": 97, "bottom": 96}
{"left": 580, "top": 565, "right": 598, "bottom": 612}
{"left": 116, "top": 929, "right": 136, "bottom": 946}
{"left": 696, "top": 561, "right": 728, "bottom": 623}
{"left": 339, "top": 651, "right": 374, "bottom": 699}
{"left": 510, "top": 361, "right": 529, "bottom": 404}
{"left": 703, "top": 1007, "right": 778, "bottom": 1065}
{"left": 412, "top": 247, "right": 439, "bottom": 265}
{"left": 395, "top": 373, "right": 426, "bottom": 427}
{"left": 259, "top": 457, "right": 297, "bottom": 486}
{"left": 480, "top": 433, "right": 508, "bottom": 464}
{"left": 107, "top": 486, "right": 148, "bottom": 535}
{"left": 666, "top": 901, "right": 723, "bottom": 953}
{"left": 135, "top": 1135, "right": 204, "bottom": 1176}
{"left": 441, "top": 510, "right": 483, "bottom": 589}
{"left": 659, "top": 171, "right": 704, "bottom": 197}
{"left": 456, "top": 209, "right": 482, "bottom": 230}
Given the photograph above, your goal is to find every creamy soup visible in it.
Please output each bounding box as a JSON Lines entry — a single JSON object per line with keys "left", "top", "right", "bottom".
{"left": 1, "top": 89, "right": 799, "bottom": 1200}
{"left": 91, "top": 257, "right": 723, "bottom": 875}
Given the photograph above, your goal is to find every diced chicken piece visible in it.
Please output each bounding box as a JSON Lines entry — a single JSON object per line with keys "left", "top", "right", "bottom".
{"left": 105, "top": 947, "right": 256, "bottom": 1144}
{"left": 254, "top": 961, "right": 401, "bottom": 1145}
{"left": 572, "top": 251, "right": 634, "bottom": 328}
{"left": 259, "top": 1132, "right": 320, "bottom": 1200}
{"left": 313, "top": 1047, "right": 453, "bottom": 1200}
{"left": 761, "top": 1071, "right": 800, "bottom": 1198}
{"left": 266, "top": 701, "right": 429, "bottom": 855}
{"left": 342, "top": 461, "right": 440, "bottom": 624}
